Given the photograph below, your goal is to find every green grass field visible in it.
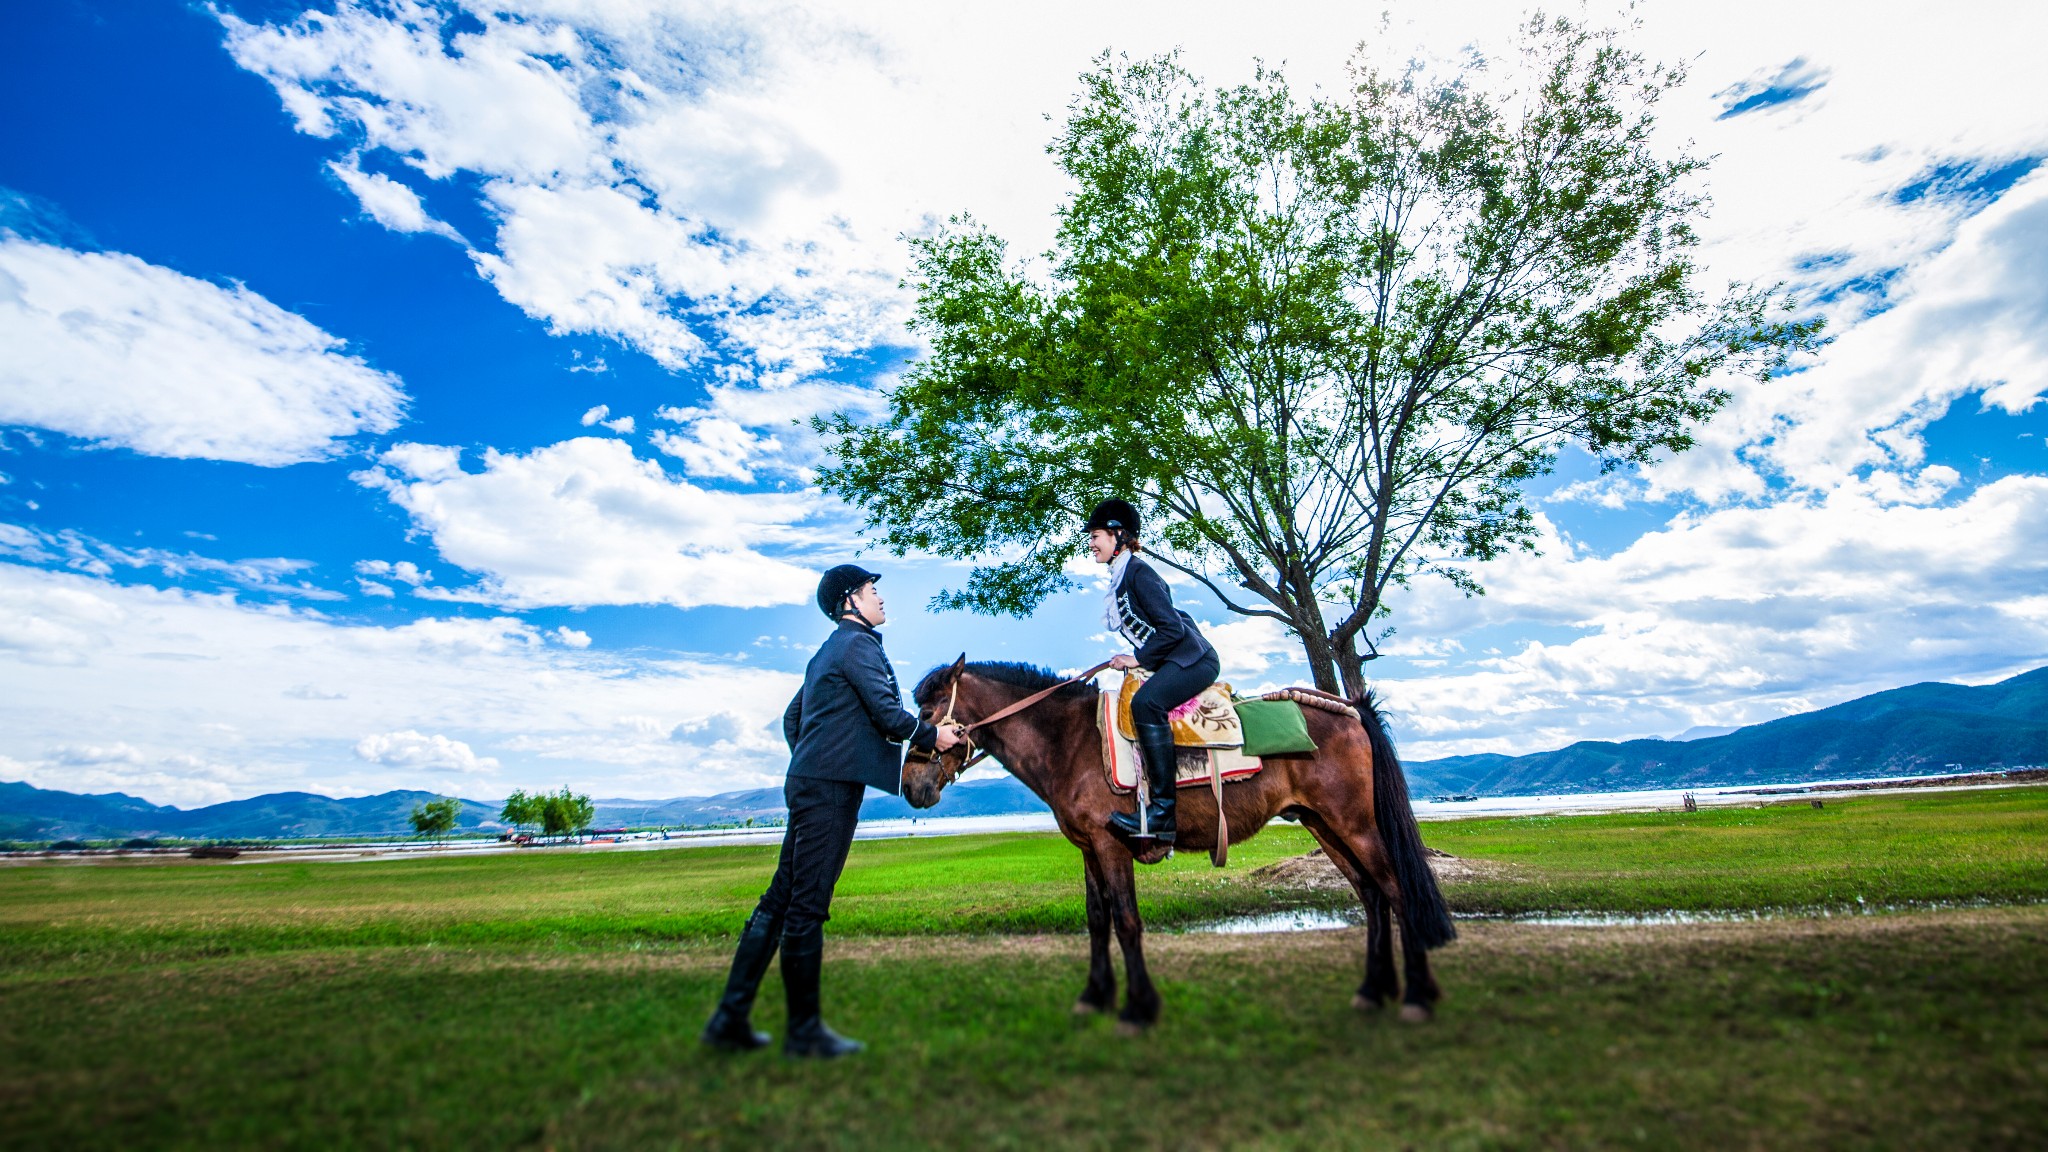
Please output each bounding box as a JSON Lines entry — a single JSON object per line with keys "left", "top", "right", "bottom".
{"left": 3, "top": 789, "right": 2045, "bottom": 1149}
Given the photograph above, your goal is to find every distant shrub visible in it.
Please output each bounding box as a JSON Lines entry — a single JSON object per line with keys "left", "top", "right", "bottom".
{"left": 122, "top": 837, "right": 161, "bottom": 849}
{"left": 539, "top": 788, "right": 595, "bottom": 840}
{"left": 409, "top": 797, "right": 462, "bottom": 841}
{"left": 49, "top": 840, "right": 89, "bottom": 851}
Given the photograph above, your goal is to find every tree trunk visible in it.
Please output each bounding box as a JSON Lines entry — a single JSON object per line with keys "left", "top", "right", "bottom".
{"left": 1294, "top": 625, "right": 1343, "bottom": 694}
{"left": 1334, "top": 632, "right": 1369, "bottom": 699}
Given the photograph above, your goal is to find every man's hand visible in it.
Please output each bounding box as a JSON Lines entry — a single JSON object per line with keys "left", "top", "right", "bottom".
{"left": 934, "top": 723, "right": 966, "bottom": 751}
{"left": 1108, "top": 653, "right": 1140, "bottom": 671}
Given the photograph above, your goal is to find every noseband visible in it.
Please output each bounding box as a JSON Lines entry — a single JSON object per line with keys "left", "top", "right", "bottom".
{"left": 909, "top": 659, "right": 1117, "bottom": 789}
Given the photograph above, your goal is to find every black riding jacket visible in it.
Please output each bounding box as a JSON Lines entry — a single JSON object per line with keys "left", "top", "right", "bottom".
{"left": 782, "top": 617, "right": 937, "bottom": 794}
{"left": 1113, "top": 555, "right": 1217, "bottom": 671}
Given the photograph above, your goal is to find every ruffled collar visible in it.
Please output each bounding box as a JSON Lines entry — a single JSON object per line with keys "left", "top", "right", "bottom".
{"left": 1101, "top": 549, "right": 1133, "bottom": 635}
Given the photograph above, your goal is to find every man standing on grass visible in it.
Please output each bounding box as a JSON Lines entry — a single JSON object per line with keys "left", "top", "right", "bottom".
{"left": 701, "top": 564, "right": 964, "bottom": 1059}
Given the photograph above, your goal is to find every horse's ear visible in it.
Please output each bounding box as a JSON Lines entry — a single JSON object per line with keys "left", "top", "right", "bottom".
{"left": 949, "top": 653, "right": 967, "bottom": 678}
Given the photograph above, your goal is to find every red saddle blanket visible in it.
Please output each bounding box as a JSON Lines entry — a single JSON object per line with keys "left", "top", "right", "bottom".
{"left": 1098, "top": 691, "right": 1262, "bottom": 794}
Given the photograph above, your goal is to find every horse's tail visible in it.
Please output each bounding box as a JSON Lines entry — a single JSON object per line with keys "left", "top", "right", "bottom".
{"left": 1353, "top": 689, "right": 1457, "bottom": 949}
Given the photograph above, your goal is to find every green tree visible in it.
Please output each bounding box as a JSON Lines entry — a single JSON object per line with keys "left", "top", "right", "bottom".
{"left": 499, "top": 789, "right": 541, "bottom": 836}
{"left": 539, "top": 788, "right": 595, "bottom": 842}
{"left": 408, "top": 796, "right": 461, "bottom": 843}
{"left": 820, "top": 20, "right": 1823, "bottom": 694}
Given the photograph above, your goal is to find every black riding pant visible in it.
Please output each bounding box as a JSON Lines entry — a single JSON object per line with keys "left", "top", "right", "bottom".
{"left": 1129, "top": 649, "right": 1222, "bottom": 729}
{"left": 749, "top": 774, "right": 866, "bottom": 939}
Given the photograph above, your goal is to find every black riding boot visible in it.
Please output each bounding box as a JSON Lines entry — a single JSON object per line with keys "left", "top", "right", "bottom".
{"left": 701, "top": 909, "right": 780, "bottom": 1051}
{"left": 1108, "top": 721, "right": 1178, "bottom": 854}
{"left": 780, "top": 927, "right": 864, "bottom": 1059}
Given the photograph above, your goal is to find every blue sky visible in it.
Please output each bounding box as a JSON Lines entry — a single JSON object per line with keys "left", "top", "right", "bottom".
{"left": 3, "top": 1, "right": 2045, "bottom": 807}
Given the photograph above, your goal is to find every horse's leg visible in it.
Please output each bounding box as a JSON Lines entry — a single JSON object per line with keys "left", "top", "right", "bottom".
{"left": 1299, "top": 817, "right": 1398, "bottom": 1010}
{"left": 1101, "top": 845, "right": 1160, "bottom": 1032}
{"left": 1361, "top": 889, "right": 1397, "bottom": 1009}
{"left": 1300, "top": 807, "right": 1437, "bottom": 1020}
{"left": 1075, "top": 851, "right": 1116, "bottom": 1015}
{"left": 1319, "top": 806, "right": 1446, "bottom": 1020}
{"left": 1394, "top": 900, "right": 1443, "bottom": 1020}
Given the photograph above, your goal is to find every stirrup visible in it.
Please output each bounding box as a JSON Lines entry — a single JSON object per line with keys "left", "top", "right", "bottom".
{"left": 1108, "top": 813, "right": 1174, "bottom": 857}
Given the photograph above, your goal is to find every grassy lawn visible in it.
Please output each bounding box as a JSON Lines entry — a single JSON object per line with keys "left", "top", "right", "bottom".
{"left": 1425, "top": 786, "right": 2048, "bottom": 916}
{"left": 2, "top": 788, "right": 2045, "bottom": 1148}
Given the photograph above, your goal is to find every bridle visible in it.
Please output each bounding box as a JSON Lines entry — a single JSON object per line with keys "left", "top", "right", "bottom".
{"left": 909, "top": 658, "right": 1118, "bottom": 789}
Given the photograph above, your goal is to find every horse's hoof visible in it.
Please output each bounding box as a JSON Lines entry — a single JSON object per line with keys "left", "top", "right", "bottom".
{"left": 1072, "top": 999, "right": 1105, "bottom": 1016}
{"left": 1352, "top": 993, "right": 1384, "bottom": 1013}
{"left": 1114, "top": 1018, "right": 1151, "bottom": 1037}
{"left": 1397, "top": 1003, "right": 1433, "bottom": 1024}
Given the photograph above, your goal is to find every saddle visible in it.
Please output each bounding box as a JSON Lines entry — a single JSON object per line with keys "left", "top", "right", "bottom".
{"left": 1114, "top": 671, "right": 1244, "bottom": 747}
{"left": 1099, "top": 690, "right": 1263, "bottom": 794}
{"left": 1101, "top": 673, "right": 1347, "bottom": 791}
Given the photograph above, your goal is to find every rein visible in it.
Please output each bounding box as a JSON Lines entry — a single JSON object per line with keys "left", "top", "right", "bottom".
{"left": 920, "top": 658, "right": 1118, "bottom": 776}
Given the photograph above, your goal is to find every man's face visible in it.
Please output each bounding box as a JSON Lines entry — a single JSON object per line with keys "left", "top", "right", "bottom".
{"left": 847, "top": 579, "right": 887, "bottom": 626}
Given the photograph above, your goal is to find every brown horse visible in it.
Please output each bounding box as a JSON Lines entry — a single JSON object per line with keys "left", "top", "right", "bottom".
{"left": 905, "top": 657, "right": 1457, "bottom": 1030}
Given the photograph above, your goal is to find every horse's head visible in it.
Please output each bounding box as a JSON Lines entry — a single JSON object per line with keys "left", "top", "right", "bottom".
{"left": 902, "top": 652, "right": 970, "bottom": 809}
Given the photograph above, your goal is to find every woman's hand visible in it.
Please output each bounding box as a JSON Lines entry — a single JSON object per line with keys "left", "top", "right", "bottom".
{"left": 934, "top": 723, "right": 966, "bottom": 751}
{"left": 1108, "top": 653, "right": 1140, "bottom": 671}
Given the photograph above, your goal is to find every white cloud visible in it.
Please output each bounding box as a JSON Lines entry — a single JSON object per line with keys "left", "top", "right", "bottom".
{"left": 327, "top": 154, "right": 462, "bottom": 240}
{"left": 355, "top": 559, "right": 430, "bottom": 586}
{"left": 351, "top": 436, "right": 824, "bottom": 609}
{"left": 2, "top": 521, "right": 343, "bottom": 600}
{"left": 649, "top": 379, "right": 878, "bottom": 481}
{"left": 0, "top": 237, "right": 406, "bottom": 465}
{"left": 575, "top": 403, "right": 641, "bottom": 435}
{"left": 220, "top": 2, "right": 905, "bottom": 377}
{"left": 1379, "top": 476, "right": 2048, "bottom": 758}
{"left": 649, "top": 419, "right": 762, "bottom": 482}
{"left": 0, "top": 560, "right": 804, "bottom": 804}
{"left": 1203, "top": 614, "right": 1300, "bottom": 683}
{"left": 552, "top": 626, "right": 592, "bottom": 649}
{"left": 1644, "top": 170, "right": 2048, "bottom": 504}
{"left": 354, "top": 730, "right": 500, "bottom": 773}
{"left": 51, "top": 742, "right": 146, "bottom": 766}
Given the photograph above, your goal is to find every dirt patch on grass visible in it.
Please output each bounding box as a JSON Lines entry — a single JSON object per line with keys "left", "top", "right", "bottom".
{"left": 1248, "top": 847, "right": 1516, "bottom": 890}
{"left": 129, "top": 903, "right": 2045, "bottom": 983}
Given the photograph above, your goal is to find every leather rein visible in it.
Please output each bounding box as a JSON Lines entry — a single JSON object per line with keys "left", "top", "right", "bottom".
{"left": 914, "top": 658, "right": 1118, "bottom": 783}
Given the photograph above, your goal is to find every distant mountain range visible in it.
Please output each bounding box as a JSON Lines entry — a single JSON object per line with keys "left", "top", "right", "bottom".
{"left": 1400, "top": 665, "right": 2048, "bottom": 797}
{"left": 0, "top": 776, "right": 1046, "bottom": 843}
{"left": 0, "top": 785, "right": 506, "bottom": 844}
{"left": 7, "top": 666, "right": 2044, "bottom": 843}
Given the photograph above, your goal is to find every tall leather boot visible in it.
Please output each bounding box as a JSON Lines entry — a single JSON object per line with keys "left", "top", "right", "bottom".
{"left": 1108, "top": 721, "right": 1178, "bottom": 853}
{"left": 780, "top": 926, "right": 864, "bottom": 1059}
{"left": 700, "top": 909, "right": 780, "bottom": 1051}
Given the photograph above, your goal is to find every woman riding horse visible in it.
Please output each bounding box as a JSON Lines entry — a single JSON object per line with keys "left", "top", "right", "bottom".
{"left": 1086, "top": 497, "right": 1219, "bottom": 858}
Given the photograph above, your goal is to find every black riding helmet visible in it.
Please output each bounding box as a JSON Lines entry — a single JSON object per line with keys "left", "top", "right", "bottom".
{"left": 816, "top": 563, "right": 882, "bottom": 619}
{"left": 1084, "top": 498, "right": 1140, "bottom": 537}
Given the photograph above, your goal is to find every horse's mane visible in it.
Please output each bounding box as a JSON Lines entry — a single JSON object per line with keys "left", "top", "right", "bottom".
{"left": 913, "top": 660, "right": 1098, "bottom": 703}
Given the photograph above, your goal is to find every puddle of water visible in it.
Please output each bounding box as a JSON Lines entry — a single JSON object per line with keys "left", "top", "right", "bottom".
{"left": 1502, "top": 910, "right": 1763, "bottom": 926}
{"left": 1183, "top": 909, "right": 1361, "bottom": 934}
{"left": 1472, "top": 897, "right": 2048, "bottom": 927}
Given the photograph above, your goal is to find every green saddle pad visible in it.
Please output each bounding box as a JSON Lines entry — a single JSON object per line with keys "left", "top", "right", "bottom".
{"left": 1231, "top": 698, "right": 1318, "bottom": 756}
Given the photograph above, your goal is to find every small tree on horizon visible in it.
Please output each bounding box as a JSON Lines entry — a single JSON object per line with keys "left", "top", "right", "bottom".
{"left": 499, "top": 789, "right": 542, "bottom": 836}
{"left": 409, "top": 796, "right": 461, "bottom": 844}
{"left": 819, "top": 19, "right": 1824, "bottom": 694}
{"left": 539, "top": 788, "right": 595, "bottom": 842}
